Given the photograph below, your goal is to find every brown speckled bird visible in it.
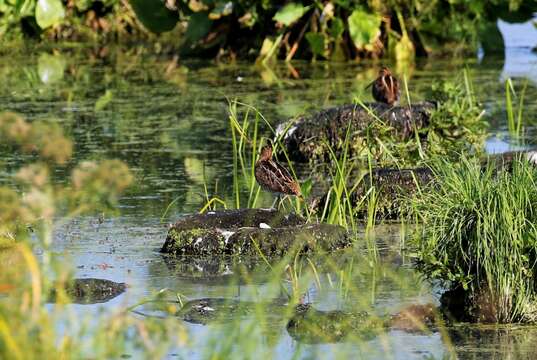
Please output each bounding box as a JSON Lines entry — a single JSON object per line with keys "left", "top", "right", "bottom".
{"left": 367, "top": 67, "right": 400, "bottom": 106}
{"left": 255, "top": 144, "right": 301, "bottom": 208}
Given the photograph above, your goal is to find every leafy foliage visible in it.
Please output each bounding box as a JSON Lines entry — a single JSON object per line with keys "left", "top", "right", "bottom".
{"left": 347, "top": 9, "right": 381, "bottom": 50}
{"left": 1, "top": 0, "right": 535, "bottom": 59}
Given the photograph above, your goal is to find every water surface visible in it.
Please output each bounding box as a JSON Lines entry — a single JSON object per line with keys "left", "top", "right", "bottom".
{"left": 1, "top": 25, "right": 537, "bottom": 358}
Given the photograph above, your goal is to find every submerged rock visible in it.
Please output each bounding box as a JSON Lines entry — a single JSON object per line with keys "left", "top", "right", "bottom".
{"left": 277, "top": 102, "right": 436, "bottom": 162}
{"left": 177, "top": 298, "right": 282, "bottom": 325}
{"left": 161, "top": 209, "right": 351, "bottom": 257}
{"left": 287, "top": 303, "right": 379, "bottom": 343}
{"left": 174, "top": 297, "right": 439, "bottom": 342}
{"left": 48, "top": 278, "right": 126, "bottom": 304}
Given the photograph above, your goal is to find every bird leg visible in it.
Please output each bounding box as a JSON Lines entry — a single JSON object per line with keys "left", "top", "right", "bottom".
{"left": 271, "top": 194, "right": 281, "bottom": 210}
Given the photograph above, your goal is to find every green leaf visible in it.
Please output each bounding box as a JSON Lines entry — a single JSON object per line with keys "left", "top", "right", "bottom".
{"left": 15, "top": 0, "right": 34, "bottom": 17}
{"left": 347, "top": 9, "right": 381, "bottom": 49}
{"left": 330, "top": 17, "right": 344, "bottom": 39}
{"left": 35, "top": 0, "right": 65, "bottom": 29}
{"left": 305, "top": 32, "right": 325, "bottom": 57}
{"left": 185, "top": 12, "right": 212, "bottom": 42}
{"left": 273, "top": 3, "right": 310, "bottom": 26}
{"left": 128, "top": 0, "right": 179, "bottom": 33}
{"left": 37, "top": 53, "right": 65, "bottom": 84}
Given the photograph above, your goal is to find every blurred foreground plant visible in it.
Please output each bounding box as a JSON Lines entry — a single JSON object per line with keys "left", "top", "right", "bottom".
{"left": 0, "top": 111, "right": 183, "bottom": 359}
{"left": 0, "top": 111, "right": 132, "bottom": 245}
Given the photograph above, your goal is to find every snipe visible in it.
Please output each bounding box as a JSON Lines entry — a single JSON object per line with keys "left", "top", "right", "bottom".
{"left": 367, "top": 67, "right": 400, "bottom": 106}
{"left": 255, "top": 143, "right": 301, "bottom": 208}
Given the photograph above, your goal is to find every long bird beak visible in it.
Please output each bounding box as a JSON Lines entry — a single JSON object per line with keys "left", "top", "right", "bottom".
{"left": 364, "top": 79, "right": 375, "bottom": 90}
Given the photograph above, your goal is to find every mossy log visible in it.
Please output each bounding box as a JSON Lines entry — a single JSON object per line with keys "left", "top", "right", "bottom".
{"left": 352, "top": 167, "right": 434, "bottom": 219}
{"left": 164, "top": 208, "right": 304, "bottom": 232}
{"left": 277, "top": 102, "right": 436, "bottom": 162}
{"left": 328, "top": 151, "right": 537, "bottom": 219}
{"left": 161, "top": 209, "right": 351, "bottom": 257}
{"left": 48, "top": 278, "right": 126, "bottom": 304}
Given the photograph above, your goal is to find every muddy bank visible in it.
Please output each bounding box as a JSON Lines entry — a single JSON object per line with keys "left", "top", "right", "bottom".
{"left": 161, "top": 209, "right": 351, "bottom": 257}
{"left": 277, "top": 102, "right": 436, "bottom": 162}
{"left": 48, "top": 278, "right": 126, "bottom": 304}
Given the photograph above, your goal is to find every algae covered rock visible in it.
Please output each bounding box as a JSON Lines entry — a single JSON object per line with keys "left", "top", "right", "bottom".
{"left": 161, "top": 209, "right": 351, "bottom": 257}
{"left": 353, "top": 167, "right": 434, "bottom": 218}
{"left": 177, "top": 298, "right": 282, "bottom": 325}
{"left": 277, "top": 102, "right": 436, "bottom": 162}
{"left": 287, "top": 303, "right": 379, "bottom": 343}
{"left": 48, "top": 278, "right": 126, "bottom": 304}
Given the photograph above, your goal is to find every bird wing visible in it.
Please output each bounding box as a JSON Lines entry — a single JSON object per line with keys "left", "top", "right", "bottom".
{"left": 266, "top": 160, "right": 300, "bottom": 195}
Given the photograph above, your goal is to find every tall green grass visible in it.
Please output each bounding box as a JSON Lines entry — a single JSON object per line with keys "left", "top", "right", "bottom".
{"left": 202, "top": 100, "right": 381, "bottom": 231}
{"left": 411, "top": 156, "right": 537, "bottom": 323}
{"left": 505, "top": 78, "right": 528, "bottom": 138}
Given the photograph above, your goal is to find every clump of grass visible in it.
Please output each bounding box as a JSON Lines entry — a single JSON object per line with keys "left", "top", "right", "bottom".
{"left": 411, "top": 156, "right": 537, "bottom": 323}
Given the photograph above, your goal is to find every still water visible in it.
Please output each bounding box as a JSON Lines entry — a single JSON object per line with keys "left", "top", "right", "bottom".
{"left": 1, "top": 20, "right": 537, "bottom": 359}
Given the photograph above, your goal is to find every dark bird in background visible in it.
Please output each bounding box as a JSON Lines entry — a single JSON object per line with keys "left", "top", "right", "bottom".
{"left": 366, "top": 67, "right": 400, "bottom": 106}
{"left": 255, "top": 143, "right": 302, "bottom": 208}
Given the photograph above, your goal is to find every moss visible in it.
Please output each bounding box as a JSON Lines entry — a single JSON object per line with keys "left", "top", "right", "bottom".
{"left": 163, "top": 228, "right": 226, "bottom": 256}
{"left": 48, "top": 278, "right": 126, "bottom": 304}
{"left": 161, "top": 210, "right": 350, "bottom": 257}
{"left": 287, "top": 304, "right": 384, "bottom": 343}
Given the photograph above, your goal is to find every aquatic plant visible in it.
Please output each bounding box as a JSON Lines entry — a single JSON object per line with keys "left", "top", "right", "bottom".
{"left": 505, "top": 77, "right": 528, "bottom": 139}
{"left": 411, "top": 156, "right": 537, "bottom": 323}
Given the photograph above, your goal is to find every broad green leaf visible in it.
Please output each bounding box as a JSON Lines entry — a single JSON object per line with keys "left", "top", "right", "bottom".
{"left": 347, "top": 9, "right": 381, "bottom": 49}
{"left": 330, "top": 17, "right": 344, "bottom": 39}
{"left": 273, "top": 3, "right": 310, "bottom": 26}
{"left": 35, "top": 0, "right": 65, "bottom": 29}
{"left": 37, "top": 53, "right": 65, "bottom": 84}
{"left": 185, "top": 12, "right": 212, "bottom": 42}
{"left": 305, "top": 32, "right": 325, "bottom": 57}
{"left": 128, "top": 0, "right": 179, "bottom": 33}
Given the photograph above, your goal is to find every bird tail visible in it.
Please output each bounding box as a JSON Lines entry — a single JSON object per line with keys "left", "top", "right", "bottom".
{"left": 365, "top": 80, "right": 375, "bottom": 90}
